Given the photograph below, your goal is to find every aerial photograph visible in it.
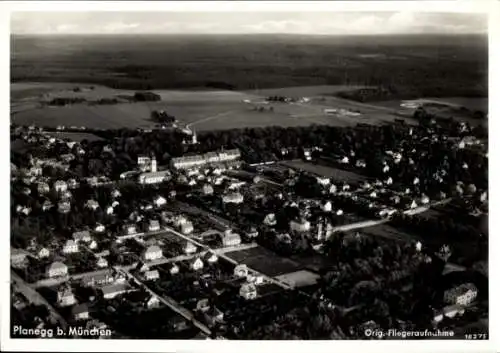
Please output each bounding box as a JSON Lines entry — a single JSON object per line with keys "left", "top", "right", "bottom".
{"left": 7, "top": 7, "right": 489, "bottom": 343}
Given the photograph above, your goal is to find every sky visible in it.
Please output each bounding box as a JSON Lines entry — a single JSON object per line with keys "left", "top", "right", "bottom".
{"left": 11, "top": 12, "right": 487, "bottom": 36}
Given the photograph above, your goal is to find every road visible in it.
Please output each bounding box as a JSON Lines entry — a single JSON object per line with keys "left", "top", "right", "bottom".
{"left": 11, "top": 271, "right": 68, "bottom": 330}
{"left": 118, "top": 268, "right": 212, "bottom": 336}
{"left": 186, "top": 110, "right": 238, "bottom": 129}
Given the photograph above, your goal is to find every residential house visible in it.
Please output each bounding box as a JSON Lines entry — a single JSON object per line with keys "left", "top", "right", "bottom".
{"left": 148, "top": 220, "right": 161, "bottom": 232}
{"left": 154, "top": 196, "right": 167, "bottom": 207}
{"left": 89, "top": 240, "right": 98, "bottom": 250}
{"left": 263, "top": 213, "right": 277, "bottom": 226}
{"left": 222, "top": 192, "right": 244, "bottom": 205}
{"left": 144, "top": 270, "right": 160, "bottom": 281}
{"left": 180, "top": 221, "right": 194, "bottom": 235}
{"left": 234, "top": 264, "right": 249, "bottom": 278}
{"left": 239, "top": 283, "right": 257, "bottom": 300}
{"left": 57, "top": 285, "right": 76, "bottom": 307}
{"left": 143, "top": 245, "right": 163, "bottom": 262}
{"left": 220, "top": 229, "right": 241, "bottom": 247}
{"left": 36, "top": 247, "right": 50, "bottom": 259}
{"left": 96, "top": 257, "right": 108, "bottom": 268}
{"left": 81, "top": 273, "right": 114, "bottom": 287}
{"left": 62, "top": 240, "right": 79, "bottom": 254}
{"left": 123, "top": 224, "right": 138, "bottom": 236}
{"left": 145, "top": 295, "right": 161, "bottom": 309}
{"left": 72, "top": 304, "right": 90, "bottom": 321}
{"left": 169, "top": 263, "right": 180, "bottom": 275}
{"left": 73, "top": 230, "right": 92, "bottom": 243}
{"left": 444, "top": 283, "right": 478, "bottom": 306}
{"left": 37, "top": 182, "right": 50, "bottom": 195}
{"left": 95, "top": 224, "right": 106, "bottom": 233}
{"left": 58, "top": 201, "right": 71, "bottom": 214}
{"left": 46, "top": 261, "right": 68, "bottom": 278}
{"left": 85, "top": 199, "right": 100, "bottom": 211}
{"left": 205, "top": 252, "right": 218, "bottom": 264}
{"left": 183, "top": 242, "right": 197, "bottom": 255}
{"left": 191, "top": 258, "right": 204, "bottom": 271}
{"left": 53, "top": 180, "right": 68, "bottom": 193}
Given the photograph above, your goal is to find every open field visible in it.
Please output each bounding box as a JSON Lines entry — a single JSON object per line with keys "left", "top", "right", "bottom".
{"left": 280, "top": 160, "right": 368, "bottom": 183}
{"left": 225, "top": 245, "right": 303, "bottom": 277}
{"left": 11, "top": 82, "right": 406, "bottom": 130}
{"left": 275, "top": 270, "right": 320, "bottom": 288}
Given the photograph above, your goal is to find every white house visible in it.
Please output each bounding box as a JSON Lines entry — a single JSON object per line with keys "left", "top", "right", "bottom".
{"left": 222, "top": 192, "right": 244, "bottom": 204}
{"left": 37, "top": 247, "right": 50, "bottom": 259}
{"left": 57, "top": 286, "right": 76, "bottom": 307}
{"left": 202, "top": 184, "right": 214, "bottom": 195}
{"left": 169, "top": 263, "right": 180, "bottom": 275}
{"left": 180, "top": 221, "right": 194, "bottom": 235}
{"left": 183, "top": 242, "right": 197, "bottom": 255}
{"left": 263, "top": 213, "right": 277, "bottom": 226}
{"left": 46, "top": 262, "right": 68, "bottom": 278}
{"left": 143, "top": 245, "right": 163, "bottom": 262}
{"left": 316, "top": 177, "right": 330, "bottom": 186}
{"left": 96, "top": 257, "right": 108, "bottom": 268}
{"left": 191, "top": 258, "right": 204, "bottom": 271}
{"left": 220, "top": 230, "right": 241, "bottom": 247}
{"left": 145, "top": 295, "right": 161, "bottom": 309}
{"left": 234, "top": 264, "right": 249, "bottom": 278}
{"left": 148, "top": 220, "right": 161, "bottom": 232}
{"left": 239, "top": 283, "right": 257, "bottom": 300}
{"left": 73, "top": 230, "right": 92, "bottom": 243}
{"left": 154, "top": 196, "right": 167, "bottom": 208}
{"left": 123, "top": 224, "right": 137, "bottom": 236}
{"left": 62, "top": 239, "right": 79, "bottom": 254}
{"left": 444, "top": 283, "right": 478, "bottom": 306}
{"left": 144, "top": 270, "right": 160, "bottom": 281}
{"left": 322, "top": 201, "right": 333, "bottom": 212}
{"left": 54, "top": 180, "right": 68, "bottom": 193}
{"left": 85, "top": 199, "right": 100, "bottom": 211}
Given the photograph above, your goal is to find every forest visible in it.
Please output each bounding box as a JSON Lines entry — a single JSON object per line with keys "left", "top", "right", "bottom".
{"left": 11, "top": 34, "right": 487, "bottom": 99}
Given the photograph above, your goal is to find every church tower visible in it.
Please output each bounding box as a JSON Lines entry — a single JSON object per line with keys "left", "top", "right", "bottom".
{"left": 192, "top": 129, "right": 198, "bottom": 144}
{"left": 151, "top": 156, "right": 157, "bottom": 172}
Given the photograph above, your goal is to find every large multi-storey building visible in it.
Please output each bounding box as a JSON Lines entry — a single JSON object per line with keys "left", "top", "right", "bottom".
{"left": 170, "top": 149, "right": 241, "bottom": 170}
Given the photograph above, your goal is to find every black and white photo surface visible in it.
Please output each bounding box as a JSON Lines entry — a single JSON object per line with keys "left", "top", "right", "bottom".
{"left": 2, "top": 2, "right": 496, "bottom": 352}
